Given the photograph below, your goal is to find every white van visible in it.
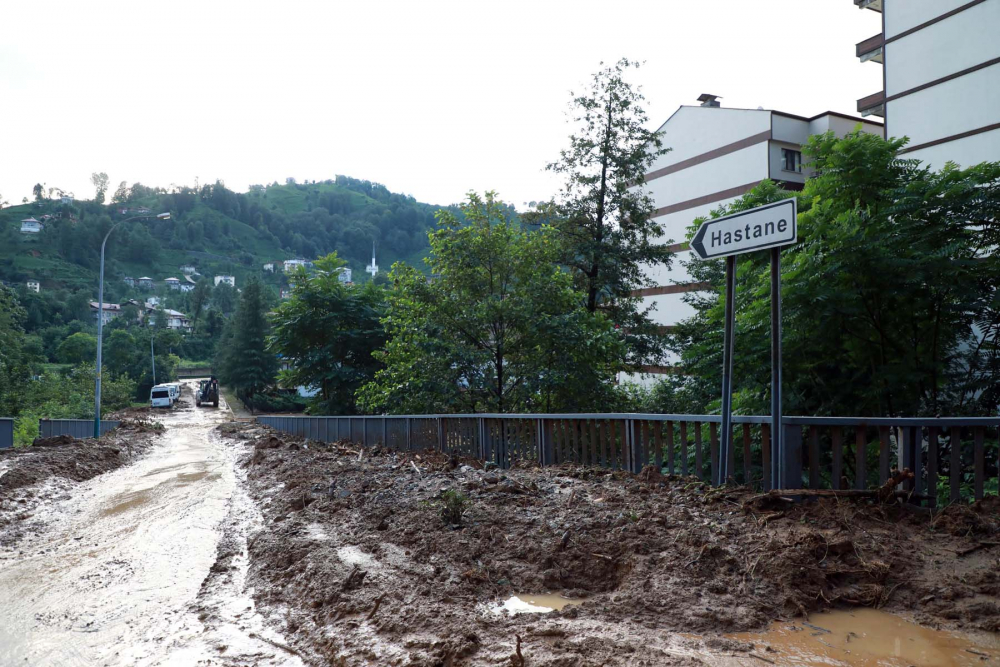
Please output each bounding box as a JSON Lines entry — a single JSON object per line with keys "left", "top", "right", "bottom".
{"left": 150, "top": 384, "right": 173, "bottom": 408}
{"left": 166, "top": 383, "right": 182, "bottom": 403}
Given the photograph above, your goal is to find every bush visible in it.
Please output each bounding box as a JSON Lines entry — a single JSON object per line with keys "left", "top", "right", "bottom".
{"left": 439, "top": 489, "right": 467, "bottom": 526}
{"left": 241, "top": 389, "right": 307, "bottom": 414}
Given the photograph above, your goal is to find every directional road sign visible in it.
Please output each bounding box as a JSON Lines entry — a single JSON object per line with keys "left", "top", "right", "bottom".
{"left": 690, "top": 199, "right": 797, "bottom": 261}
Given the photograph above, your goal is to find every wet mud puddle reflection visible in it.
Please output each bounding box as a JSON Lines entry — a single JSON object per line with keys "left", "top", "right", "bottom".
{"left": 492, "top": 593, "right": 585, "bottom": 615}
{"left": 725, "top": 608, "right": 1000, "bottom": 666}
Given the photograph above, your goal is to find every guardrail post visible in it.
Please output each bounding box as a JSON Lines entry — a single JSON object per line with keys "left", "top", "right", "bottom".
{"left": 540, "top": 418, "right": 554, "bottom": 466}
{"left": 437, "top": 417, "right": 444, "bottom": 452}
{"left": 405, "top": 417, "right": 412, "bottom": 451}
{"left": 782, "top": 424, "right": 803, "bottom": 489}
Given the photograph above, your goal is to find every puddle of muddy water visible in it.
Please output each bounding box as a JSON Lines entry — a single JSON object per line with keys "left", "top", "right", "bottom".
{"left": 726, "top": 608, "right": 1000, "bottom": 667}
{"left": 493, "top": 593, "right": 585, "bottom": 615}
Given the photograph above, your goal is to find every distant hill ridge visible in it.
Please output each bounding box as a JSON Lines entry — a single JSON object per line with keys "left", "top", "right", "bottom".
{"left": 0, "top": 176, "right": 451, "bottom": 295}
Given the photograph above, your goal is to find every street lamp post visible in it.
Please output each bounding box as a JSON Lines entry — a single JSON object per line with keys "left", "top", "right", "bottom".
{"left": 94, "top": 212, "right": 170, "bottom": 438}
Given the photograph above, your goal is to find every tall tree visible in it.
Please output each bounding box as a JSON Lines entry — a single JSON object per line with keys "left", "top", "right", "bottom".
{"left": 216, "top": 277, "right": 276, "bottom": 411}
{"left": 270, "top": 253, "right": 386, "bottom": 414}
{"left": 0, "top": 286, "right": 31, "bottom": 417}
{"left": 359, "top": 193, "right": 625, "bottom": 414}
{"left": 32, "top": 183, "right": 44, "bottom": 202}
{"left": 537, "top": 58, "right": 672, "bottom": 370}
{"left": 91, "top": 172, "right": 110, "bottom": 205}
{"left": 190, "top": 280, "right": 212, "bottom": 325}
{"left": 111, "top": 181, "right": 130, "bottom": 205}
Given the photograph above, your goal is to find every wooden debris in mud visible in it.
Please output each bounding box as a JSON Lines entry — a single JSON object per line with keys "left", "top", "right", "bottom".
{"left": 745, "top": 468, "right": 921, "bottom": 509}
{"left": 366, "top": 592, "right": 387, "bottom": 621}
{"left": 509, "top": 635, "right": 525, "bottom": 667}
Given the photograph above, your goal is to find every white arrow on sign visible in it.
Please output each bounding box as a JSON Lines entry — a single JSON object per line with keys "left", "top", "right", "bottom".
{"left": 690, "top": 198, "right": 797, "bottom": 260}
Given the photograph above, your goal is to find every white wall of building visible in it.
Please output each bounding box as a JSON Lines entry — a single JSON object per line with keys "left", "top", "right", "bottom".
{"left": 908, "top": 128, "right": 1000, "bottom": 169}
{"left": 646, "top": 107, "right": 770, "bottom": 173}
{"left": 644, "top": 292, "right": 698, "bottom": 330}
{"left": 890, "top": 63, "right": 1000, "bottom": 147}
{"left": 886, "top": 1, "right": 1000, "bottom": 96}
{"left": 645, "top": 143, "right": 769, "bottom": 213}
{"left": 885, "top": 0, "right": 973, "bottom": 39}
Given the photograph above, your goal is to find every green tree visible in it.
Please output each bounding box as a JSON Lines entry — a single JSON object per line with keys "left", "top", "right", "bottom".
{"left": 190, "top": 281, "right": 212, "bottom": 325}
{"left": 91, "top": 172, "right": 110, "bottom": 205}
{"left": 111, "top": 181, "right": 130, "bottom": 205}
{"left": 0, "top": 286, "right": 31, "bottom": 416}
{"left": 216, "top": 277, "right": 276, "bottom": 411}
{"left": 32, "top": 183, "right": 44, "bottom": 202}
{"left": 57, "top": 331, "right": 98, "bottom": 364}
{"left": 269, "top": 253, "right": 385, "bottom": 414}
{"left": 212, "top": 282, "right": 237, "bottom": 315}
{"left": 105, "top": 329, "right": 137, "bottom": 377}
{"left": 668, "top": 131, "right": 1000, "bottom": 417}
{"left": 535, "top": 59, "right": 671, "bottom": 370}
{"left": 359, "top": 192, "right": 625, "bottom": 414}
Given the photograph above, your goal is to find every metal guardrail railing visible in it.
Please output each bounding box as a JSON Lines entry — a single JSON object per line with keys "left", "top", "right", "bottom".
{"left": 0, "top": 418, "right": 13, "bottom": 449}
{"left": 257, "top": 414, "right": 999, "bottom": 505}
{"left": 38, "top": 419, "right": 120, "bottom": 439}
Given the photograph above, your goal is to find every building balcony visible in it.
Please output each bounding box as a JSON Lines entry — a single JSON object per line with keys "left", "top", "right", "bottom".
{"left": 857, "top": 90, "right": 885, "bottom": 118}
{"left": 854, "top": 0, "right": 881, "bottom": 12}
{"left": 856, "top": 33, "right": 884, "bottom": 63}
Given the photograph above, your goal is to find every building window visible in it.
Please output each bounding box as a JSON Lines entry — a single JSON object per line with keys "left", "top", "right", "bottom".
{"left": 782, "top": 149, "right": 802, "bottom": 173}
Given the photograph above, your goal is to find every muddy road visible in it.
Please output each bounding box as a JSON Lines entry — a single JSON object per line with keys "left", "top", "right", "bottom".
{"left": 0, "top": 381, "right": 302, "bottom": 666}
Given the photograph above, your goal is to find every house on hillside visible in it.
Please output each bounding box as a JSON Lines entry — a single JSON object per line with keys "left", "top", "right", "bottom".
{"left": 90, "top": 301, "right": 121, "bottom": 325}
{"left": 164, "top": 277, "right": 181, "bottom": 291}
{"left": 137, "top": 277, "right": 154, "bottom": 290}
{"left": 161, "top": 309, "right": 192, "bottom": 331}
{"left": 60, "top": 195, "right": 74, "bottom": 205}
{"left": 20, "top": 218, "right": 43, "bottom": 234}
{"left": 280, "top": 289, "right": 292, "bottom": 299}
{"left": 214, "top": 275, "right": 235, "bottom": 287}
{"left": 26, "top": 280, "right": 40, "bottom": 293}
{"left": 135, "top": 206, "right": 151, "bottom": 215}
{"left": 180, "top": 283, "right": 194, "bottom": 293}
{"left": 283, "top": 259, "right": 312, "bottom": 272}
{"left": 263, "top": 262, "right": 275, "bottom": 272}
{"left": 179, "top": 265, "right": 197, "bottom": 275}
{"left": 338, "top": 267, "right": 353, "bottom": 284}
{"left": 123, "top": 276, "right": 136, "bottom": 288}
{"left": 145, "top": 296, "right": 162, "bottom": 308}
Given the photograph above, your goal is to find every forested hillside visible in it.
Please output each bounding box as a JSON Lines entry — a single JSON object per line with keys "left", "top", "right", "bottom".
{"left": 0, "top": 176, "right": 448, "bottom": 296}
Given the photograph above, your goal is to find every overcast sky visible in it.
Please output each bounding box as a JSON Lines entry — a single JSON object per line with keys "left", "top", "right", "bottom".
{"left": 1, "top": 0, "right": 882, "bottom": 208}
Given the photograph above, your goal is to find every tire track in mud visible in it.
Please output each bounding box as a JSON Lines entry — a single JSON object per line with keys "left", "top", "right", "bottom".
{"left": 0, "top": 382, "right": 301, "bottom": 666}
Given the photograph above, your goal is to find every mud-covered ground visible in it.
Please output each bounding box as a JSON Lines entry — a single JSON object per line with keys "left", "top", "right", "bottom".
{"left": 219, "top": 422, "right": 1000, "bottom": 666}
{"left": 0, "top": 417, "right": 163, "bottom": 547}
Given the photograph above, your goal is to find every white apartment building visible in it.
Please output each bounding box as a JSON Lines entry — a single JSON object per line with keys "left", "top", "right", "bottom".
{"left": 214, "top": 275, "right": 235, "bottom": 287}
{"left": 629, "top": 95, "right": 882, "bottom": 381}
{"left": 90, "top": 302, "right": 121, "bottom": 325}
{"left": 283, "top": 259, "right": 312, "bottom": 272}
{"left": 853, "top": 0, "right": 1000, "bottom": 168}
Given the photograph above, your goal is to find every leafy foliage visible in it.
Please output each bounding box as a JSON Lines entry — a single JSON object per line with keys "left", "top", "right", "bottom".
{"left": 269, "top": 253, "right": 386, "bottom": 414}
{"left": 668, "top": 131, "right": 1000, "bottom": 417}
{"left": 0, "top": 285, "right": 33, "bottom": 417}
{"left": 216, "top": 277, "right": 277, "bottom": 411}
{"left": 532, "top": 59, "right": 671, "bottom": 369}
{"left": 359, "top": 192, "right": 626, "bottom": 414}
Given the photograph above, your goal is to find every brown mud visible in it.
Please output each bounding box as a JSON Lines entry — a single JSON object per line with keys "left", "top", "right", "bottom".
{"left": 0, "top": 417, "right": 162, "bottom": 547}
{"left": 221, "top": 422, "right": 1000, "bottom": 666}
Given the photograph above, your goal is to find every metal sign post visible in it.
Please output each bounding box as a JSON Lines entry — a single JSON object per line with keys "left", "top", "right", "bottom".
{"left": 691, "top": 198, "right": 797, "bottom": 488}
